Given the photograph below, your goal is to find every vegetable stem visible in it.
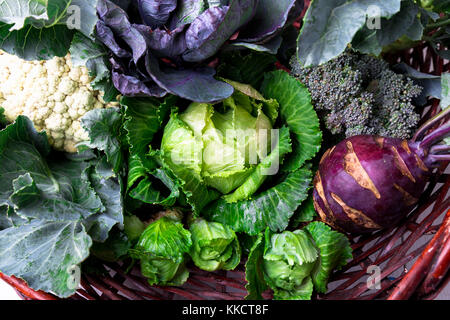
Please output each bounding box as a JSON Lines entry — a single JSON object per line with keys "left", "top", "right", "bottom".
{"left": 426, "top": 17, "right": 450, "bottom": 30}
{"left": 412, "top": 107, "right": 450, "bottom": 142}
{"left": 430, "top": 144, "right": 450, "bottom": 154}
{"left": 419, "top": 121, "right": 450, "bottom": 150}
{"left": 428, "top": 154, "right": 450, "bottom": 162}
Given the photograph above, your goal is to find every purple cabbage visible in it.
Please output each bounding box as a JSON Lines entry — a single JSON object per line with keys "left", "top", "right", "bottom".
{"left": 96, "top": 0, "right": 303, "bottom": 102}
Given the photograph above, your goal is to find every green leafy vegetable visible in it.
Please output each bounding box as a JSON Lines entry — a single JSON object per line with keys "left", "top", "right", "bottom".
{"left": 245, "top": 222, "right": 352, "bottom": 300}
{"left": 0, "top": 0, "right": 99, "bottom": 60}
{"left": 305, "top": 222, "right": 353, "bottom": 293}
{"left": 189, "top": 218, "right": 241, "bottom": 271}
{"left": 296, "top": 0, "right": 401, "bottom": 67}
{"left": 80, "top": 107, "right": 124, "bottom": 174}
{"left": 0, "top": 220, "right": 92, "bottom": 297}
{"left": 69, "top": 31, "right": 118, "bottom": 102}
{"left": 0, "top": 116, "right": 123, "bottom": 297}
{"left": 296, "top": 0, "right": 449, "bottom": 66}
{"left": 130, "top": 216, "right": 192, "bottom": 286}
{"left": 290, "top": 195, "right": 316, "bottom": 228}
{"left": 123, "top": 95, "right": 182, "bottom": 207}
{"left": 245, "top": 233, "right": 268, "bottom": 299}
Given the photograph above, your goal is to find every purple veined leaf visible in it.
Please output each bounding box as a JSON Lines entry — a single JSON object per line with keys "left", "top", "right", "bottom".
{"left": 236, "top": 0, "right": 302, "bottom": 43}
{"left": 96, "top": 21, "right": 132, "bottom": 58}
{"left": 182, "top": 0, "right": 258, "bottom": 63}
{"left": 110, "top": 57, "right": 167, "bottom": 97}
{"left": 137, "top": 0, "right": 178, "bottom": 28}
{"left": 133, "top": 24, "right": 188, "bottom": 58}
{"left": 168, "top": 0, "right": 206, "bottom": 30}
{"left": 145, "top": 53, "right": 234, "bottom": 103}
{"left": 98, "top": 0, "right": 148, "bottom": 63}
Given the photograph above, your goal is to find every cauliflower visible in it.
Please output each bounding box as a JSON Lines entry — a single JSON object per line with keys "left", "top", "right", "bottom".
{"left": 0, "top": 50, "right": 119, "bottom": 153}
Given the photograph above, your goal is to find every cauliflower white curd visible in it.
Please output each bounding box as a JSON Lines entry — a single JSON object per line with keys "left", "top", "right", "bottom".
{"left": 0, "top": 50, "right": 119, "bottom": 152}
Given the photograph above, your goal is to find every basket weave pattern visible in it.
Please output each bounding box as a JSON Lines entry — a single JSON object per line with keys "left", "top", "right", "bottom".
{"left": 0, "top": 2, "right": 449, "bottom": 301}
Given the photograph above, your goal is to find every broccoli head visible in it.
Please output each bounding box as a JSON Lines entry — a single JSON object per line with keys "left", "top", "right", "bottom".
{"left": 290, "top": 51, "right": 422, "bottom": 139}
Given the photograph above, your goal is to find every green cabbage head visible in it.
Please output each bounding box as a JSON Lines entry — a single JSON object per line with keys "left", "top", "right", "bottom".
{"left": 130, "top": 216, "right": 192, "bottom": 286}
{"left": 262, "top": 229, "right": 319, "bottom": 300}
{"left": 161, "top": 89, "right": 277, "bottom": 199}
{"left": 189, "top": 218, "right": 241, "bottom": 272}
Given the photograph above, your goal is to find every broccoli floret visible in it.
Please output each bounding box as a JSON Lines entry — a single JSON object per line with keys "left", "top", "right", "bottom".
{"left": 290, "top": 51, "right": 422, "bottom": 139}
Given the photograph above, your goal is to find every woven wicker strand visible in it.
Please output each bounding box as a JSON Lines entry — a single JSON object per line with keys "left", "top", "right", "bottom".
{"left": 0, "top": 2, "right": 449, "bottom": 300}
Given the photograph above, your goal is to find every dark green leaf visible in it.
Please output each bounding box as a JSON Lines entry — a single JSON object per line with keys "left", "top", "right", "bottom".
{"left": 305, "top": 221, "right": 353, "bottom": 293}
{"left": 0, "top": 220, "right": 92, "bottom": 298}
{"left": 204, "top": 166, "right": 312, "bottom": 235}
{"left": 261, "top": 70, "right": 322, "bottom": 170}
{"left": 297, "top": 0, "right": 401, "bottom": 66}
{"left": 91, "top": 229, "right": 131, "bottom": 262}
{"left": 244, "top": 233, "right": 267, "bottom": 299}
{"left": 290, "top": 195, "right": 316, "bottom": 228}
{"left": 217, "top": 51, "right": 276, "bottom": 90}
{"left": 80, "top": 108, "right": 124, "bottom": 174}
{"left": 376, "top": 1, "right": 421, "bottom": 46}
{"left": 83, "top": 159, "right": 124, "bottom": 243}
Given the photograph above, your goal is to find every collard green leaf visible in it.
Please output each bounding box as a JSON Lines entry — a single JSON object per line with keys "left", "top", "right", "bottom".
{"left": 376, "top": 1, "right": 422, "bottom": 46}
{"left": 261, "top": 70, "right": 321, "bottom": 171}
{"left": 0, "top": 0, "right": 99, "bottom": 60}
{"left": 0, "top": 0, "right": 70, "bottom": 30}
{"left": 0, "top": 220, "right": 92, "bottom": 298}
{"left": 10, "top": 162, "right": 103, "bottom": 222}
{"left": 204, "top": 165, "right": 312, "bottom": 235}
{"left": 305, "top": 221, "right": 352, "bottom": 293}
{"left": 296, "top": 0, "right": 401, "bottom": 67}
{"left": 66, "top": 0, "right": 100, "bottom": 38}
{"left": 80, "top": 108, "right": 124, "bottom": 174}
{"left": 0, "top": 22, "right": 74, "bottom": 60}
{"left": 351, "top": 27, "right": 382, "bottom": 56}
{"left": 0, "top": 116, "right": 102, "bottom": 222}
{"left": 83, "top": 159, "right": 124, "bottom": 243}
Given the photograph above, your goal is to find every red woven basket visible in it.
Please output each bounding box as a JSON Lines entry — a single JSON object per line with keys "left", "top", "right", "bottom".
{"left": 1, "top": 2, "right": 449, "bottom": 301}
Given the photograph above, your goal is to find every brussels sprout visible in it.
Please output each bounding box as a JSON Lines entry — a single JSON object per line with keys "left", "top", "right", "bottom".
{"left": 262, "top": 229, "right": 319, "bottom": 300}
{"left": 130, "top": 216, "right": 192, "bottom": 286}
{"left": 189, "top": 218, "right": 241, "bottom": 271}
